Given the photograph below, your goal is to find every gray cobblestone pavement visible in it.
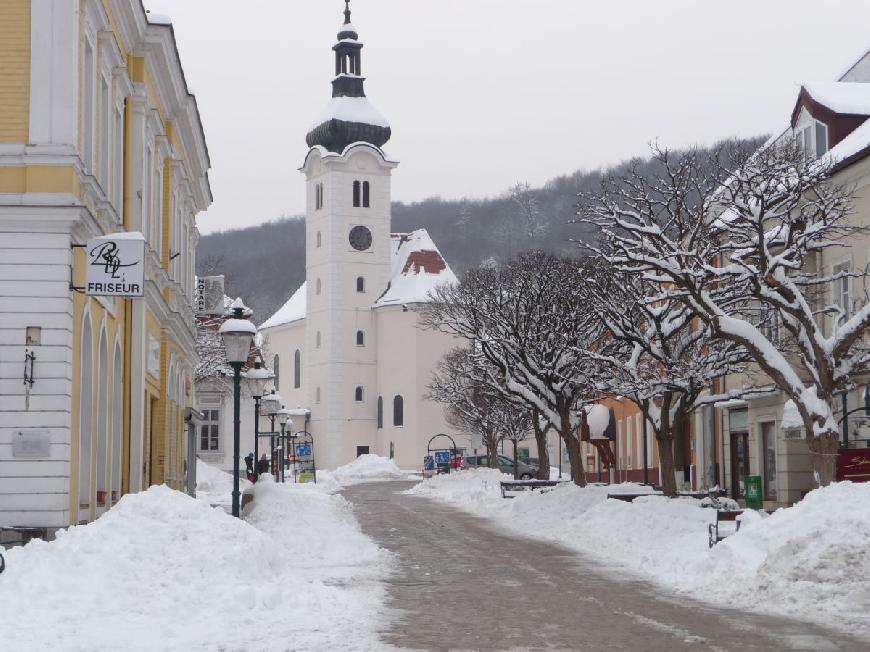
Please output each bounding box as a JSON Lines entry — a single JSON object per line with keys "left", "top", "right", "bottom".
{"left": 343, "top": 481, "right": 867, "bottom": 652}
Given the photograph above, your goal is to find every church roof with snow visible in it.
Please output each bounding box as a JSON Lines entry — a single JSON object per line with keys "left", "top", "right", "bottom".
{"left": 259, "top": 229, "right": 456, "bottom": 331}
{"left": 259, "top": 282, "right": 307, "bottom": 331}
{"left": 374, "top": 230, "right": 458, "bottom": 307}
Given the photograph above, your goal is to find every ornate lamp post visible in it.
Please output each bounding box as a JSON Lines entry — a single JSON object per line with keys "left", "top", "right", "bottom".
{"left": 218, "top": 301, "right": 256, "bottom": 517}
{"left": 275, "top": 408, "right": 292, "bottom": 483}
{"left": 260, "top": 390, "right": 283, "bottom": 478}
{"left": 243, "top": 362, "right": 274, "bottom": 480}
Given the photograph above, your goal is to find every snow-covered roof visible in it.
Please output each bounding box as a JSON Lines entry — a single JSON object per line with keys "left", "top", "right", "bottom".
{"left": 259, "top": 282, "right": 307, "bottom": 331}
{"left": 147, "top": 13, "right": 172, "bottom": 26}
{"left": 375, "top": 229, "right": 458, "bottom": 307}
{"left": 310, "top": 96, "right": 390, "bottom": 130}
{"left": 801, "top": 82, "right": 870, "bottom": 116}
{"left": 827, "top": 117, "right": 870, "bottom": 168}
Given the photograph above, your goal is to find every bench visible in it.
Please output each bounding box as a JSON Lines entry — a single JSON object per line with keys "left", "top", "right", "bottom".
{"left": 708, "top": 510, "right": 744, "bottom": 548}
{"left": 606, "top": 489, "right": 726, "bottom": 503}
{"left": 500, "top": 480, "right": 561, "bottom": 498}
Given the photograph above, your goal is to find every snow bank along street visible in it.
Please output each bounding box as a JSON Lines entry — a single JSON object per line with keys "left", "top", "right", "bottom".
{"left": 0, "top": 469, "right": 393, "bottom": 651}
{"left": 407, "top": 469, "right": 870, "bottom": 642}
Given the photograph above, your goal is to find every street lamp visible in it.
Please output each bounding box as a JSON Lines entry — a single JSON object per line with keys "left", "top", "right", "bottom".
{"left": 275, "top": 408, "right": 292, "bottom": 483}
{"left": 260, "top": 390, "right": 283, "bottom": 478}
{"left": 243, "top": 362, "right": 274, "bottom": 481}
{"left": 218, "top": 301, "right": 256, "bottom": 518}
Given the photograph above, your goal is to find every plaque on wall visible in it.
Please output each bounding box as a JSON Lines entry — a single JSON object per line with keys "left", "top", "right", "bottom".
{"left": 12, "top": 430, "right": 51, "bottom": 459}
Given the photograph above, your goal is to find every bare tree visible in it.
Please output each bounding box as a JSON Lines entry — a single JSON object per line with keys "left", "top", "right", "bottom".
{"left": 427, "top": 348, "right": 503, "bottom": 470}
{"left": 421, "top": 252, "right": 602, "bottom": 486}
{"left": 586, "top": 267, "right": 752, "bottom": 495}
{"left": 510, "top": 182, "right": 548, "bottom": 240}
{"left": 578, "top": 142, "right": 870, "bottom": 485}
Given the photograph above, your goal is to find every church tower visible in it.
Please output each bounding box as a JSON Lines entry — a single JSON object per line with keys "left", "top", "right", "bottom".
{"left": 301, "top": 1, "right": 398, "bottom": 468}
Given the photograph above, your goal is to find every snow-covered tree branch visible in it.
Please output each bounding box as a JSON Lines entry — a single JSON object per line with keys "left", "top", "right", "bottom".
{"left": 578, "top": 142, "right": 870, "bottom": 485}
{"left": 420, "top": 252, "right": 602, "bottom": 486}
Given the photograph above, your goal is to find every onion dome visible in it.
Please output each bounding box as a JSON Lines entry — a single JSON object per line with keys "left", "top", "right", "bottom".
{"left": 305, "top": 0, "right": 392, "bottom": 153}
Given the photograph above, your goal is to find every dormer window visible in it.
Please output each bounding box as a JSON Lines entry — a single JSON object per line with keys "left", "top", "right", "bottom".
{"left": 795, "top": 120, "right": 828, "bottom": 158}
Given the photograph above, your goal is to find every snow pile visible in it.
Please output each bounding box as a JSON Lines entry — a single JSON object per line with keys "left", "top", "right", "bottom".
{"left": 686, "top": 482, "right": 870, "bottom": 634}
{"left": 195, "top": 458, "right": 249, "bottom": 505}
{"left": 407, "top": 472, "right": 870, "bottom": 638}
{"left": 0, "top": 483, "right": 392, "bottom": 651}
{"left": 321, "top": 454, "right": 406, "bottom": 487}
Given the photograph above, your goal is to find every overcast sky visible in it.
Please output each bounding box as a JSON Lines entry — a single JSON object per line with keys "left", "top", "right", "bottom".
{"left": 144, "top": 0, "right": 870, "bottom": 235}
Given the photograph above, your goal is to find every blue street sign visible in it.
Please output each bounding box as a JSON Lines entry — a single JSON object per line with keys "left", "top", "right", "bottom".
{"left": 434, "top": 451, "right": 451, "bottom": 465}
{"left": 295, "top": 443, "right": 312, "bottom": 458}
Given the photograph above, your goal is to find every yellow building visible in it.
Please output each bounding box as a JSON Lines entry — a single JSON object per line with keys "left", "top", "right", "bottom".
{"left": 0, "top": 0, "right": 211, "bottom": 532}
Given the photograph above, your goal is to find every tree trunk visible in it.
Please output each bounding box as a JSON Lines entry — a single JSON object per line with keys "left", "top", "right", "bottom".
{"left": 657, "top": 434, "right": 677, "bottom": 497}
{"left": 533, "top": 418, "right": 550, "bottom": 480}
{"left": 512, "top": 439, "right": 519, "bottom": 479}
{"left": 563, "top": 432, "right": 587, "bottom": 487}
{"left": 807, "top": 431, "right": 839, "bottom": 486}
{"left": 485, "top": 431, "right": 500, "bottom": 471}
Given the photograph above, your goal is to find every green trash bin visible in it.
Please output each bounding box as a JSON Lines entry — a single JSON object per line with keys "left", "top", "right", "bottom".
{"left": 744, "top": 475, "right": 763, "bottom": 509}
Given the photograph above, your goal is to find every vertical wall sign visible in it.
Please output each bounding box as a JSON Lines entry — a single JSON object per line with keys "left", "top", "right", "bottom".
{"left": 85, "top": 232, "right": 146, "bottom": 297}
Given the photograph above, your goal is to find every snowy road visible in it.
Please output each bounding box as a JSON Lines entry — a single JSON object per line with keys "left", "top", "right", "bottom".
{"left": 344, "top": 481, "right": 865, "bottom": 652}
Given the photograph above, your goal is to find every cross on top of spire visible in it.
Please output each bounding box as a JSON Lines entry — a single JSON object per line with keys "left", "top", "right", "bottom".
{"left": 344, "top": 0, "right": 352, "bottom": 25}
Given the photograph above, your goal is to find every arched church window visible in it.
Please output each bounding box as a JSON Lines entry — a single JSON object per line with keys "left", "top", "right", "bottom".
{"left": 316, "top": 331, "right": 321, "bottom": 348}
{"left": 356, "top": 330, "right": 365, "bottom": 346}
{"left": 377, "top": 396, "right": 383, "bottom": 429}
{"left": 316, "top": 278, "right": 322, "bottom": 295}
{"left": 356, "top": 276, "right": 365, "bottom": 293}
{"left": 353, "top": 180, "right": 361, "bottom": 207}
{"left": 294, "top": 350, "right": 301, "bottom": 388}
{"left": 315, "top": 183, "right": 324, "bottom": 210}
{"left": 316, "top": 231, "right": 322, "bottom": 248}
{"left": 393, "top": 395, "right": 404, "bottom": 427}
{"left": 362, "top": 181, "right": 370, "bottom": 208}
{"left": 316, "top": 387, "right": 321, "bottom": 403}
{"left": 355, "top": 386, "right": 364, "bottom": 402}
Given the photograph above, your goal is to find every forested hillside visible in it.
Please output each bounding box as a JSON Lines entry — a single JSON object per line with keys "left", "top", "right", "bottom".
{"left": 197, "top": 136, "right": 765, "bottom": 323}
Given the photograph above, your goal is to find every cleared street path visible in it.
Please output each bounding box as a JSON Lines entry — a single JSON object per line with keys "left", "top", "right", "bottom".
{"left": 343, "top": 481, "right": 866, "bottom": 652}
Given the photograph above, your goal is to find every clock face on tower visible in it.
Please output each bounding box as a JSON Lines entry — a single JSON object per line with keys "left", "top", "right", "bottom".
{"left": 349, "top": 225, "right": 373, "bottom": 251}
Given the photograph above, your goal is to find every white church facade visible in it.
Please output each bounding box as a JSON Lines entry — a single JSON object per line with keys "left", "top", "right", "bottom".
{"left": 259, "top": 4, "right": 460, "bottom": 470}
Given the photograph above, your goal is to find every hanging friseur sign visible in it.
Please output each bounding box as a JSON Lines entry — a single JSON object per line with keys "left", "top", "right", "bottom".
{"left": 85, "top": 232, "right": 146, "bottom": 297}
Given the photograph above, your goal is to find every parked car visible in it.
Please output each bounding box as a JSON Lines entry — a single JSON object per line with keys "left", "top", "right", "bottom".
{"left": 464, "top": 454, "right": 538, "bottom": 479}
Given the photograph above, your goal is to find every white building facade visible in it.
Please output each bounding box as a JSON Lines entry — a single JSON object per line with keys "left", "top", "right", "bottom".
{"left": 260, "top": 6, "right": 460, "bottom": 470}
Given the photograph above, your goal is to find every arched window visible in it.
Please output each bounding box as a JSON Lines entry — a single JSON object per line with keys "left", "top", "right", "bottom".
{"left": 352, "top": 180, "right": 361, "bottom": 207}
{"left": 316, "top": 231, "right": 322, "bottom": 248}
{"left": 315, "top": 183, "right": 324, "bottom": 210}
{"left": 355, "top": 386, "right": 364, "bottom": 402}
{"left": 316, "top": 331, "right": 321, "bottom": 348}
{"left": 356, "top": 330, "right": 365, "bottom": 346}
{"left": 316, "top": 278, "right": 321, "bottom": 295}
{"left": 294, "top": 349, "right": 301, "bottom": 388}
{"left": 377, "top": 396, "right": 383, "bottom": 429}
{"left": 316, "top": 387, "right": 321, "bottom": 403}
{"left": 79, "top": 314, "right": 94, "bottom": 517}
{"left": 393, "top": 395, "right": 404, "bottom": 427}
{"left": 362, "top": 181, "right": 370, "bottom": 208}
{"left": 356, "top": 276, "right": 365, "bottom": 293}
{"left": 273, "top": 354, "right": 280, "bottom": 390}
{"left": 96, "top": 330, "right": 109, "bottom": 507}
{"left": 111, "top": 342, "right": 123, "bottom": 506}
